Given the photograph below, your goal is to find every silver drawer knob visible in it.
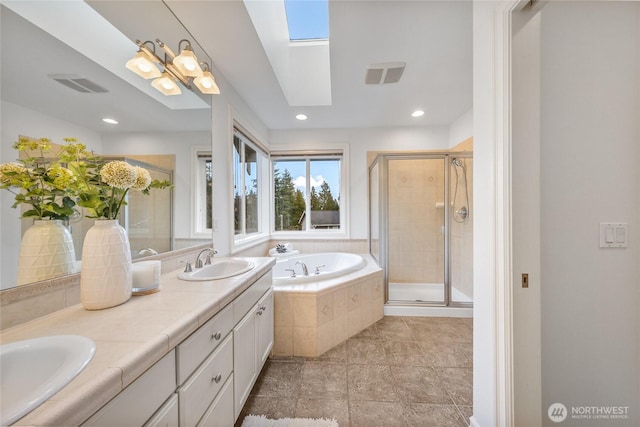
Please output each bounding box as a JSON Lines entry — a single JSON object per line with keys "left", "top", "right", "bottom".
{"left": 211, "top": 331, "right": 222, "bottom": 340}
{"left": 212, "top": 373, "right": 222, "bottom": 383}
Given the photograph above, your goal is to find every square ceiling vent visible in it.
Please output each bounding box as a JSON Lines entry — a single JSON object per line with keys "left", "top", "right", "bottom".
{"left": 365, "top": 62, "right": 406, "bottom": 85}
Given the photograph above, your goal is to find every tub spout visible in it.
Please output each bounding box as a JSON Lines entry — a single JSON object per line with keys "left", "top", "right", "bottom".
{"left": 296, "top": 261, "right": 309, "bottom": 276}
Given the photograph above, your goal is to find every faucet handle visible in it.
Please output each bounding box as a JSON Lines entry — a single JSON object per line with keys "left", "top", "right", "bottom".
{"left": 284, "top": 268, "right": 297, "bottom": 278}
{"left": 184, "top": 261, "right": 193, "bottom": 273}
{"left": 314, "top": 265, "right": 326, "bottom": 275}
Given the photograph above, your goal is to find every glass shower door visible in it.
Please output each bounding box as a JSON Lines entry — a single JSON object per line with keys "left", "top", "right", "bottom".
{"left": 386, "top": 157, "right": 446, "bottom": 304}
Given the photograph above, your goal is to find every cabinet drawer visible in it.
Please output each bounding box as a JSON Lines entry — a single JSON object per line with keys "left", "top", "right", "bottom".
{"left": 144, "top": 393, "right": 178, "bottom": 427}
{"left": 233, "top": 271, "right": 272, "bottom": 324}
{"left": 197, "top": 374, "right": 234, "bottom": 427}
{"left": 178, "top": 334, "right": 233, "bottom": 427}
{"left": 83, "top": 350, "right": 176, "bottom": 426}
{"left": 176, "top": 303, "right": 233, "bottom": 384}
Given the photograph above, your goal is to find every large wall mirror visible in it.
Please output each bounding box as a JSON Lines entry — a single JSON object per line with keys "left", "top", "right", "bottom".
{"left": 0, "top": 1, "right": 213, "bottom": 290}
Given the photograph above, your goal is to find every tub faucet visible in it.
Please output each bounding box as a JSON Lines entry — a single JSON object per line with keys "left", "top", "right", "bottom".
{"left": 296, "top": 261, "right": 309, "bottom": 276}
{"left": 195, "top": 248, "right": 217, "bottom": 268}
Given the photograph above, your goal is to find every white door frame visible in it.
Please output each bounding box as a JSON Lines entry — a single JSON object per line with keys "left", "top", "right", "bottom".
{"left": 472, "top": 1, "right": 532, "bottom": 426}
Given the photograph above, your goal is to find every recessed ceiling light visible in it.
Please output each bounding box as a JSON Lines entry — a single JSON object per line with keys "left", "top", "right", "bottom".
{"left": 102, "top": 118, "right": 118, "bottom": 125}
{"left": 296, "top": 114, "right": 308, "bottom": 121}
{"left": 411, "top": 110, "right": 425, "bottom": 118}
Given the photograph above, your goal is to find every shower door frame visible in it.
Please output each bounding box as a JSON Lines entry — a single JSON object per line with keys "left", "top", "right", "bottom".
{"left": 369, "top": 152, "right": 473, "bottom": 309}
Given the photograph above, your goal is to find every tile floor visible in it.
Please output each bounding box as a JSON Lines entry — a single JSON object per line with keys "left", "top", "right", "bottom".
{"left": 236, "top": 315, "right": 473, "bottom": 427}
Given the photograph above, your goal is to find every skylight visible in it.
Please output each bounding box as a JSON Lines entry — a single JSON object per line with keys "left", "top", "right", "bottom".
{"left": 284, "top": 0, "right": 329, "bottom": 41}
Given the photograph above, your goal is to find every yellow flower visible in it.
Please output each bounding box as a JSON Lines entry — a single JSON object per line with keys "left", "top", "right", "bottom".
{"left": 100, "top": 161, "right": 137, "bottom": 189}
{"left": 13, "top": 137, "right": 51, "bottom": 152}
{"left": 47, "top": 166, "right": 77, "bottom": 190}
{"left": 0, "top": 162, "right": 28, "bottom": 186}
{"left": 131, "top": 166, "right": 152, "bottom": 190}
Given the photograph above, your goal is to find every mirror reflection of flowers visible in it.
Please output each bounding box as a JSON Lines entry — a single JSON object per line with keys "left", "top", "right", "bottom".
{"left": 0, "top": 137, "right": 79, "bottom": 220}
{"left": 73, "top": 156, "right": 171, "bottom": 221}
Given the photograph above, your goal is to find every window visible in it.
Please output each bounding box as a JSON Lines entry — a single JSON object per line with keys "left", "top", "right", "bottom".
{"left": 284, "top": 0, "right": 329, "bottom": 41}
{"left": 233, "top": 127, "right": 267, "bottom": 239}
{"left": 272, "top": 153, "right": 342, "bottom": 232}
{"left": 193, "top": 148, "right": 212, "bottom": 235}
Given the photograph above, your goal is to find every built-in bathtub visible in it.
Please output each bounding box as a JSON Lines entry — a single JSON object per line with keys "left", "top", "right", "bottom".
{"left": 271, "top": 253, "right": 383, "bottom": 357}
{"left": 272, "top": 252, "right": 367, "bottom": 285}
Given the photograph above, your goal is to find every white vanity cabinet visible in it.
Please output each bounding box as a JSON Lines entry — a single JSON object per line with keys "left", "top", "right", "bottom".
{"left": 81, "top": 269, "right": 273, "bottom": 427}
{"left": 83, "top": 350, "right": 177, "bottom": 427}
{"left": 233, "top": 273, "right": 274, "bottom": 420}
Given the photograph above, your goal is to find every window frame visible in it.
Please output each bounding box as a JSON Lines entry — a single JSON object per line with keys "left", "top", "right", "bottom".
{"left": 191, "top": 145, "right": 212, "bottom": 238}
{"left": 231, "top": 124, "right": 269, "bottom": 249}
{"left": 270, "top": 147, "right": 349, "bottom": 239}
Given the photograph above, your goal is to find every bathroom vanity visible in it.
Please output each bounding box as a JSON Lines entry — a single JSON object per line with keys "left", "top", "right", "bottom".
{"left": 0, "top": 257, "right": 275, "bottom": 426}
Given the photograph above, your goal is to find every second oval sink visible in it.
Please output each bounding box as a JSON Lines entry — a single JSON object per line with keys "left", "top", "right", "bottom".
{"left": 178, "top": 258, "right": 255, "bottom": 281}
{"left": 1, "top": 335, "right": 96, "bottom": 426}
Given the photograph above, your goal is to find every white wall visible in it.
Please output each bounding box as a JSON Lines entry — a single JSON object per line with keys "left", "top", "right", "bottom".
{"left": 269, "top": 126, "right": 450, "bottom": 239}
{"left": 449, "top": 108, "right": 473, "bottom": 148}
{"left": 540, "top": 2, "right": 639, "bottom": 425}
{"left": 0, "top": 100, "right": 103, "bottom": 289}
{"left": 210, "top": 62, "right": 270, "bottom": 257}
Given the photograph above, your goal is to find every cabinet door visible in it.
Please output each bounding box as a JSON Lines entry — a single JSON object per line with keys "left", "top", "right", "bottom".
{"left": 233, "top": 306, "right": 258, "bottom": 420}
{"left": 83, "top": 351, "right": 176, "bottom": 426}
{"left": 256, "top": 289, "right": 274, "bottom": 366}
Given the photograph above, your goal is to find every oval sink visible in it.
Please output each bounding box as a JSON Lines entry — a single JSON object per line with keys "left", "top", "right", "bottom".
{"left": 0, "top": 335, "right": 96, "bottom": 425}
{"left": 178, "top": 258, "right": 255, "bottom": 281}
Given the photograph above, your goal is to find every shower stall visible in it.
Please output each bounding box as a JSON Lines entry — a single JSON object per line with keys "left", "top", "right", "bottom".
{"left": 369, "top": 153, "right": 473, "bottom": 315}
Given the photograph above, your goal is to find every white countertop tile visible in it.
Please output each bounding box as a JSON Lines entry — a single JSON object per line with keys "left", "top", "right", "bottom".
{"left": 0, "top": 257, "right": 275, "bottom": 426}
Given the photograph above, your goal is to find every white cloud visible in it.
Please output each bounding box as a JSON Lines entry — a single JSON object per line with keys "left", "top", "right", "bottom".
{"left": 293, "top": 175, "right": 325, "bottom": 190}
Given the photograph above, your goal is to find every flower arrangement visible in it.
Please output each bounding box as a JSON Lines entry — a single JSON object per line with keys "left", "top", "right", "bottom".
{"left": 75, "top": 158, "right": 171, "bottom": 220}
{"left": 0, "top": 136, "right": 171, "bottom": 221}
{"left": 0, "top": 137, "right": 79, "bottom": 220}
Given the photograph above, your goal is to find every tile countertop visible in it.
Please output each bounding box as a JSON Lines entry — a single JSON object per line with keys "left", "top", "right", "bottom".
{"left": 0, "top": 257, "right": 276, "bottom": 427}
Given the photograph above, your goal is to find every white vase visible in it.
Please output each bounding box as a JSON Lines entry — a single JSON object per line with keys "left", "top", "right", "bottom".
{"left": 81, "top": 219, "right": 132, "bottom": 310}
{"left": 17, "top": 219, "right": 76, "bottom": 286}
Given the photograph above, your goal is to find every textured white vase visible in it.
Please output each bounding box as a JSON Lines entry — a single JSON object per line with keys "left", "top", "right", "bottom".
{"left": 17, "top": 219, "right": 76, "bottom": 286}
{"left": 81, "top": 219, "right": 132, "bottom": 310}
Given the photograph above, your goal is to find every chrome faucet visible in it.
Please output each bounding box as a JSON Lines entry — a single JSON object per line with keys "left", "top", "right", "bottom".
{"left": 195, "top": 248, "right": 217, "bottom": 268}
{"left": 296, "top": 261, "right": 309, "bottom": 276}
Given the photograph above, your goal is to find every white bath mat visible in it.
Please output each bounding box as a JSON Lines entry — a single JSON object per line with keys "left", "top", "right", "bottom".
{"left": 241, "top": 415, "right": 339, "bottom": 427}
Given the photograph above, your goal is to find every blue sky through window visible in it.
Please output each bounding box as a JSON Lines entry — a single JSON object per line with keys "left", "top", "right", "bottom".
{"left": 284, "top": 0, "right": 329, "bottom": 41}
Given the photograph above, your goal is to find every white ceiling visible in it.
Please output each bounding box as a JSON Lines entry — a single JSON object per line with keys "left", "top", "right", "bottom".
{"left": 167, "top": 0, "right": 473, "bottom": 130}
{"left": 1, "top": 0, "right": 472, "bottom": 134}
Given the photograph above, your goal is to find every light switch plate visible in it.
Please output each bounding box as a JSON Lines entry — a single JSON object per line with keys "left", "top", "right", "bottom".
{"left": 600, "top": 223, "right": 628, "bottom": 248}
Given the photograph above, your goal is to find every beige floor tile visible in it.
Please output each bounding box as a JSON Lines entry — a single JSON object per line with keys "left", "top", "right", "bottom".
{"left": 295, "top": 398, "right": 350, "bottom": 427}
{"left": 237, "top": 316, "right": 473, "bottom": 426}
{"left": 348, "top": 364, "right": 399, "bottom": 402}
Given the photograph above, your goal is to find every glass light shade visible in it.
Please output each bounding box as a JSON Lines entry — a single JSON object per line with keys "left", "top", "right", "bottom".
{"left": 173, "top": 49, "right": 203, "bottom": 77}
{"left": 125, "top": 52, "right": 161, "bottom": 79}
{"left": 193, "top": 71, "right": 220, "bottom": 95}
{"left": 151, "top": 73, "right": 182, "bottom": 96}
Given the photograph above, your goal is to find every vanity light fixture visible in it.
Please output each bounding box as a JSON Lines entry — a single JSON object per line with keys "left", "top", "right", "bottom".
{"left": 411, "top": 110, "right": 425, "bottom": 118}
{"left": 296, "top": 114, "right": 308, "bottom": 121}
{"left": 126, "top": 39, "right": 220, "bottom": 96}
{"left": 193, "top": 63, "right": 220, "bottom": 95}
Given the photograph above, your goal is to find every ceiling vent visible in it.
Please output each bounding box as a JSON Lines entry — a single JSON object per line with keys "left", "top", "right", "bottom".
{"left": 49, "top": 74, "right": 108, "bottom": 93}
{"left": 365, "top": 62, "right": 406, "bottom": 85}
